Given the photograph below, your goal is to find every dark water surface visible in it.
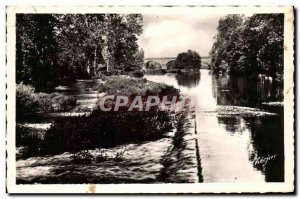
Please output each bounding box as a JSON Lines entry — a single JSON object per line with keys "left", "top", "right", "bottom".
{"left": 145, "top": 69, "right": 284, "bottom": 182}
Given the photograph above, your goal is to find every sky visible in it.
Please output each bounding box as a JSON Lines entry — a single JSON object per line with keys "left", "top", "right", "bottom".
{"left": 137, "top": 14, "right": 224, "bottom": 58}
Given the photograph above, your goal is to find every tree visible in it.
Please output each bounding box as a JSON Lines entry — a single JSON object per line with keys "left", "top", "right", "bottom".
{"left": 145, "top": 61, "right": 162, "bottom": 70}
{"left": 106, "top": 14, "right": 143, "bottom": 72}
{"left": 210, "top": 14, "right": 284, "bottom": 81}
{"left": 16, "top": 14, "right": 58, "bottom": 91}
{"left": 249, "top": 14, "right": 284, "bottom": 80}
{"left": 55, "top": 14, "right": 143, "bottom": 77}
{"left": 54, "top": 14, "right": 107, "bottom": 79}
{"left": 209, "top": 15, "right": 245, "bottom": 74}
{"left": 174, "top": 50, "right": 202, "bottom": 69}
{"left": 16, "top": 14, "right": 144, "bottom": 89}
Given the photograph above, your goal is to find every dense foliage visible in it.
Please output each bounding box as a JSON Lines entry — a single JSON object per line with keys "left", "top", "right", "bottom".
{"left": 145, "top": 60, "right": 162, "bottom": 70}
{"left": 16, "top": 15, "right": 58, "bottom": 91}
{"left": 210, "top": 14, "right": 284, "bottom": 81}
{"left": 16, "top": 83, "right": 77, "bottom": 121}
{"left": 174, "top": 50, "right": 202, "bottom": 70}
{"left": 16, "top": 14, "right": 144, "bottom": 91}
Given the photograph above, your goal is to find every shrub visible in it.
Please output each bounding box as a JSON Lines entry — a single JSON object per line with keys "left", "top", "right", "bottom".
{"left": 97, "top": 76, "right": 179, "bottom": 99}
{"left": 95, "top": 148, "right": 127, "bottom": 163}
{"left": 114, "top": 148, "right": 127, "bottom": 162}
{"left": 16, "top": 83, "right": 77, "bottom": 121}
{"left": 130, "top": 70, "right": 144, "bottom": 78}
{"left": 19, "top": 106, "right": 173, "bottom": 157}
{"left": 16, "top": 125, "right": 43, "bottom": 158}
{"left": 16, "top": 83, "right": 42, "bottom": 119}
{"left": 73, "top": 150, "right": 94, "bottom": 164}
{"left": 16, "top": 77, "right": 178, "bottom": 158}
{"left": 95, "top": 150, "right": 108, "bottom": 162}
{"left": 49, "top": 93, "right": 77, "bottom": 111}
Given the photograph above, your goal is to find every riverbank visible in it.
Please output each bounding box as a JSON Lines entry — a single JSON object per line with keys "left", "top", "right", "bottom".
{"left": 16, "top": 75, "right": 201, "bottom": 184}
{"left": 159, "top": 105, "right": 200, "bottom": 183}
{"left": 16, "top": 102, "right": 200, "bottom": 184}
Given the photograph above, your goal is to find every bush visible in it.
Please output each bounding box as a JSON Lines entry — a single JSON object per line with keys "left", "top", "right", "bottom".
{"left": 16, "top": 83, "right": 49, "bottom": 120}
{"left": 16, "top": 83, "right": 77, "bottom": 121}
{"left": 49, "top": 93, "right": 77, "bottom": 111}
{"left": 97, "top": 76, "right": 179, "bottom": 99}
{"left": 129, "top": 70, "right": 144, "bottom": 78}
{"left": 16, "top": 125, "right": 43, "bottom": 158}
{"left": 16, "top": 77, "right": 179, "bottom": 158}
{"left": 18, "top": 106, "right": 173, "bottom": 157}
{"left": 73, "top": 150, "right": 94, "bottom": 164}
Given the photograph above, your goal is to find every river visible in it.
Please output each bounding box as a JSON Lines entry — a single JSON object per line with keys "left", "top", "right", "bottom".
{"left": 144, "top": 69, "right": 284, "bottom": 182}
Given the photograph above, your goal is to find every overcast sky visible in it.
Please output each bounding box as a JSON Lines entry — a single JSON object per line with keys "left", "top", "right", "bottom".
{"left": 138, "top": 14, "right": 224, "bottom": 58}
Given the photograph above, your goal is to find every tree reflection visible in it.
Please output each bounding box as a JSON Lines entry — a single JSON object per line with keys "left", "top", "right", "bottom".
{"left": 217, "top": 115, "right": 284, "bottom": 182}
{"left": 175, "top": 71, "right": 201, "bottom": 88}
{"left": 245, "top": 116, "right": 284, "bottom": 182}
{"left": 211, "top": 74, "right": 283, "bottom": 107}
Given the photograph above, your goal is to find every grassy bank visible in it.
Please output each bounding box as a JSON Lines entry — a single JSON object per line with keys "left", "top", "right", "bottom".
{"left": 98, "top": 75, "right": 179, "bottom": 98}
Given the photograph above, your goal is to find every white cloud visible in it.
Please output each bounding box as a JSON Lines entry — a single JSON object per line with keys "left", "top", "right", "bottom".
{"left": 138, "top": 14, "right": 221, "bottom": 58}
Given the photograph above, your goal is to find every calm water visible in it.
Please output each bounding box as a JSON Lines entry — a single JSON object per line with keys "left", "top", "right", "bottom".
{"left": 145, "top": 69, "right": 284, "bottom": 182}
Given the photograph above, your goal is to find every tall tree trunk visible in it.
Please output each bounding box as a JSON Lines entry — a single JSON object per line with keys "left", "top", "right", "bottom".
{"left": 93, "top": 46, "right": 97, "bottom": 76}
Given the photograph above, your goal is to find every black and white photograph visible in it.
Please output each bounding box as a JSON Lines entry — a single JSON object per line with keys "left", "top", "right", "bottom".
{"left": 6, "top": 6, "right": 294, "bottom": 194}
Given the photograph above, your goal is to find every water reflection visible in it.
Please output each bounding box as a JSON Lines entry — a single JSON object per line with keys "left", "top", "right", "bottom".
{"left": 144, "top": 69, "right": 166, "bottom": 76}
{"left": 217, "top": 116, "right": 284, "bottom": 182}
{"left": 175, "top": 72, "right": 201, "bottom": 88}
{"left": 245, "top": 116, "right": 284, "bottom": 182}
{"left": 144, "top": 69, "right": 284, "bottom": 182}
{"left": 212, "top": 74, "right": 283, "bottom": 107}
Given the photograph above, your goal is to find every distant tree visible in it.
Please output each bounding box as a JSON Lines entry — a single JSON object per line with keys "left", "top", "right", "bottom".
{"left": 131, "top": 48, "right": 144, "bottom": 71}
{"left": 145, "top": 61, "right": 162, "bottom": 69}
{"left": 174, "top": 50, "right": 202, "bottom": 69}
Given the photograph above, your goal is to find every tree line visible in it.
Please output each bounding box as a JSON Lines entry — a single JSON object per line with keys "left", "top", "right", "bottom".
{"left": 16, "top": 14, "right": 144, "bottom": 91}
{"left": 210, "top": 14, "right": 284, "bottom": 81}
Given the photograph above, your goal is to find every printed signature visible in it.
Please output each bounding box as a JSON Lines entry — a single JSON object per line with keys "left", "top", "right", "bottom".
{"left": 253, "top": 154, "right": 277, "bottom": 167}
